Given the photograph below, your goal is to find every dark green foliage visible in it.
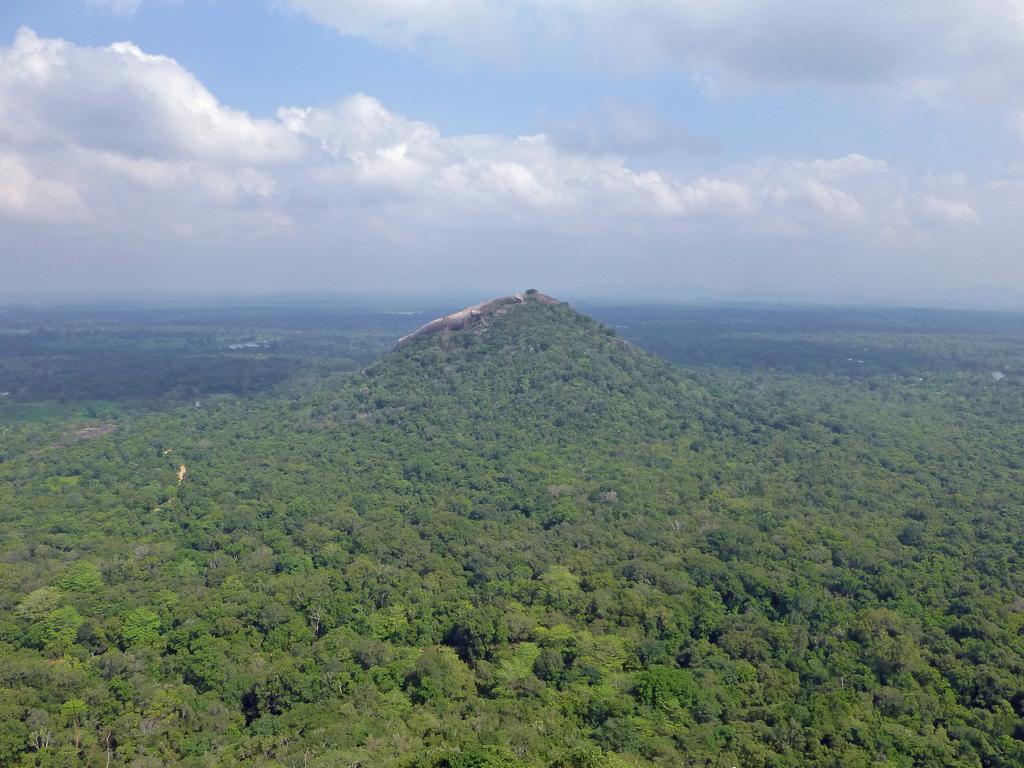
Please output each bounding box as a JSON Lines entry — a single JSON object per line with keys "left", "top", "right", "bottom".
{"left": 0, "top": 302, "right": 438, "bottom": 409}
{"left": 417, "top": 743, "right": 524, "bottom": 768}
{"left": 634, "top": 666, "right": 700, "bottom": 712}
{"left": 1, "top": 295, "right": 1024, "bottom": 766}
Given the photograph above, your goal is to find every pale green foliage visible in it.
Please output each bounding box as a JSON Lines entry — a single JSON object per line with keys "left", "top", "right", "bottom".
{"left": 369, "top": 604, "right": 408, "bottom": 641}
{"left": 16, "top": 586, "right": 62, "bottom": 620}
{"left": 121, "top": 606, "right": 162, "bottom": 647}
{"left": 540, "top": 565, "right": 580, "bottom": 608}
{"left": 60, "top": 698, "right": 87, "bottom": 726}
{"left": 57, "top": 561, "right": 104, "bottom": 593}
{"left": 40, "top": 605, "right": 84, "bottom": 654}
{"left": 493, "top": 642, "right": 541, "bottom": 698}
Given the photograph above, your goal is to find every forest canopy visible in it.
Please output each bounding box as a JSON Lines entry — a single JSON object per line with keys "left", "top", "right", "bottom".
{"left": 1, "top": 295, "right": 1023, "bottom": 767}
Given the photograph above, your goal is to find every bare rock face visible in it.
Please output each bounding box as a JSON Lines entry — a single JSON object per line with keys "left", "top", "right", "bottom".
{"left": 395, "top": 290, "right": 560, "bottom": 349}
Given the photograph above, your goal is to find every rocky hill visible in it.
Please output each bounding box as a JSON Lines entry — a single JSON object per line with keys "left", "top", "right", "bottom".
{"left": 365, "top": 288, "right": 689, "bottom": 444}
{"left": 395, "top": 290, "right": 561, "bottom": 349}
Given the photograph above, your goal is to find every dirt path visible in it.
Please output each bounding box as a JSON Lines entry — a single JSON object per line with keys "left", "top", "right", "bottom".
{"left": 177, "top": 464, "right": 187, "bottom": 484}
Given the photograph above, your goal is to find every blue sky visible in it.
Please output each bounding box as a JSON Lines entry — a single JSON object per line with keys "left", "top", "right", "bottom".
{"left": 2, "top": 1, "right": 1024, "bottom": 304}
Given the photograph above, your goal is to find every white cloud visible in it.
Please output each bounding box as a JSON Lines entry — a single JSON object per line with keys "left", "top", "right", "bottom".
{"left": 85, "top": 2, "right": 1024, "bottom": 141}
{"left": 709, "top": 154, "right": 910, "bottom": 239}
{"left": 922, "top": 195, "right": 980, "bottom": 225}
{"left": 0, "top": 29, "right": 1015, "bottom": 300}
{"left": 0, "top": 152, "right": 89, "bottom": 222}
{"left": 276, "top": 94, "right": 747, "bottom": 216}
{"left": 88, "top": 151, "right": 277, "bottom": 203}
{"left": 282, "top": 1, "right": 1024, "bottom": 97}
{"left": 0, "top": 28, "right": 301, "bottom": 164}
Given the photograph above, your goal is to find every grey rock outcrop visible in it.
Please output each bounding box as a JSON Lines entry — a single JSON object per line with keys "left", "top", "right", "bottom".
{"left": 395, "top": 290, "right": 559, "bottom": 349}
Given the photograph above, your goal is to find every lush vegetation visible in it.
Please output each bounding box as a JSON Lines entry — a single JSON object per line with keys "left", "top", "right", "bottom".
{"left": 0, "top": 302, "right": 434, "bottom": 410}
{"left": 1, "top": 296, "right": 1023, "bottom": 767}
{"left": 586, "top": 303, "right": 1024, "bottom": 377}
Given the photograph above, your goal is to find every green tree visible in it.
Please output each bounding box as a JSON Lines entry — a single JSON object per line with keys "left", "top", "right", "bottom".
{"left": 57, "top": 561, "right": 104, "bottom": 593}
{"left": 121, "top": 606, "right": 162, "bottom": 648}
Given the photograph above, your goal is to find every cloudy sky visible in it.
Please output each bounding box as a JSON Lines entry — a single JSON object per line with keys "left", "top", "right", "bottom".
{"left": 2, "top": 1, "right": 1024, "bottom": 304}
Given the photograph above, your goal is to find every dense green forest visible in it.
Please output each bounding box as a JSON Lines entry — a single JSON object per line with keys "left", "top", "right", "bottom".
{"left": 1, "top": 295, "right": 1023, "bottom": 767}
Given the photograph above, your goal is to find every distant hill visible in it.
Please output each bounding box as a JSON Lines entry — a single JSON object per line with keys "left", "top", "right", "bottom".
{"left": 365, "top": 290, "right": 692, "bottom": 442}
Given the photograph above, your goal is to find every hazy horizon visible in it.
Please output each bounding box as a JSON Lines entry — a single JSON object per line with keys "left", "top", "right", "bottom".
{"left": 6, "top": 286, "right": 1024, "bottom": 316}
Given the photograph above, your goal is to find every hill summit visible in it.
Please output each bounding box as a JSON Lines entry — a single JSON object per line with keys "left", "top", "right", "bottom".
{"left": 395, "top": 289, "right": 561, "bottom": 349}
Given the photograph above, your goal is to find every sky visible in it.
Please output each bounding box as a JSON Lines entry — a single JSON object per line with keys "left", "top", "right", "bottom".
{"left": 2, "top": 1, "right": 1024, "bottom": 305}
